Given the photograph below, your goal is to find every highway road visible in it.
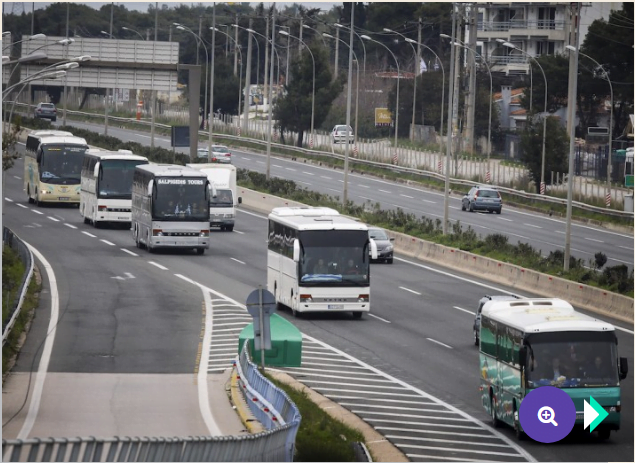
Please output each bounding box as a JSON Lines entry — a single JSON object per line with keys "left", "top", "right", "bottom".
{"left": 52, "top": 119, "right": 634, "bottom": 271}
{"left": 2, "top": 154, "right": 633, "bottom": 462}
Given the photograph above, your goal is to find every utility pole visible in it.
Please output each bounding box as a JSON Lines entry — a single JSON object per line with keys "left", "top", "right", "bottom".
{"left": 298, "top": 18, "right": 304, "bottom": 56}
{"left": 197, "top": 16, "right": 202, "bottom": 65}
{"left": 105, "top": 1, "right": 114, "bottom": 136}
{"left": 150, "top": 1, "right": 158, "bottom": 147}
{"left": 242, "top": 18, "right": 253, "bottom": 134}
{"left": 266, "top": 8, "right": 277, "bottom": 180}
{"left": 234, "top": 14, "right": 238, "bottom": 76}
{"left": 464, "top": 3, "right": 478, "bottom": 155}
{"left": 264, "top": 14, "right": 269, "bottom": 105}
{"left": 444, "top": 4, "right": 457, "bottom": 236}
{"left": 417, "top": 17, "right": 423, "bottom": 128}
{"left": 451, "top": 4, "right": 463, "bottom": 175}
{"left": 334, "top": 27, "right": 340, "bottom": 79}
{"left": 564, "top": 3, "right": 581, "bottom": 271}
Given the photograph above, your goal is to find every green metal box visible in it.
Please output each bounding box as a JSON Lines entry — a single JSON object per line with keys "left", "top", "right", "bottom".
{"left": 238, "top": 314, "right": 302, "bottom": 367}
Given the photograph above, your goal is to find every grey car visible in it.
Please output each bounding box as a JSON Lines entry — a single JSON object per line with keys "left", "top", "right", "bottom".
{"left": 34, "top": 102, "right": 57, "bottom": 121}
{"left": 473, "top": 294, "right": 521, "bottom": 345}
{"left": 462, "top": 186, "right": 502, "bottom": 214}
{"left": 368, "top": 226, "right": 394, "bottom": 264}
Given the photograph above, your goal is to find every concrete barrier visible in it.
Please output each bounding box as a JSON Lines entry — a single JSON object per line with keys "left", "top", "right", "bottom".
{"left": 240, "top": 188, "right": 634, "bottom": 324}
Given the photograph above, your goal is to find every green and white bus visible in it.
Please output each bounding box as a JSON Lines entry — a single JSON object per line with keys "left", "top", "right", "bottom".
{"left": 479, "top": 298, "right": 628, "bottom": 440}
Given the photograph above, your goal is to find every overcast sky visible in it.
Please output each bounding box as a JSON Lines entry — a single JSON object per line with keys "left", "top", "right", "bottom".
{"left": 23, "top": 1, "right": 338, "bottom": 13}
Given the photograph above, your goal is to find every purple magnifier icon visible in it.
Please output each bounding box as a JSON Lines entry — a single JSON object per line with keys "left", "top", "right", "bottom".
{"left": 537, "top": 406, "right": 558, "bottom": 426}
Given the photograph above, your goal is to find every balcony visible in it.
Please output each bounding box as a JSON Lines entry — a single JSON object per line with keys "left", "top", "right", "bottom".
{"left": 478, "top": 19, "right": 565, "bottom": 32}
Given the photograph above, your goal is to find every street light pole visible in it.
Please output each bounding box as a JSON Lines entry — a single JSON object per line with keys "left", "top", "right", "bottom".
{"left": 212, "top": 27, "right": 244, "bottom": 125}
{"left": 266, "top": 9, "right": 277, "bottom": 180}
{"left": 176, "top": 24, "right": 209, "bottom": 134}
{"left": 361, "top": 34, "right": 400, "bottom": 148}
{"left": 406, "top": 37, "right": 445, "bottom": 143}
{"left": 342, "top": 3, "right": 355, "bottom": 207}
{"left": 122, "top": 26, "right": 146, "bottom": 40}
{"left": 324, "top": 33, "right": 359, "bottom": 151}
{"left": 385, "top": 28, "right": 417, "bottom": 141}
{"left": 442, "top": 7, "right": 457, "bottom": 236}
{"left": 302, "top": 24, "right": 328, "bottom": 48}
{"left": 279, "top": 30, "right": 315, "bottom": 149}
{"left": 503, "top": 41, "right": 548, "bottom": 195}
{"left": 452, "top": 40, "right": 493, "bottom": 183}
{"left": 567, "top": 45, "right": 614, "bottom": 204}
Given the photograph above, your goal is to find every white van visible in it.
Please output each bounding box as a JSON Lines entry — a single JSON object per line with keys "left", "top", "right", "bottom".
{"left": 186, "top": 163, "right": 241, "bottom": 231}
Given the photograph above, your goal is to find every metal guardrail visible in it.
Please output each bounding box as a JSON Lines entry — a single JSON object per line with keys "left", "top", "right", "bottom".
{"left": 12, "top": 104, "right": 634, "bottom": 219}
{"left": 2, "top": 227, "right": 34, "bottom": 346}
{"left": 2, "top": 345, "right": 301, "bottom": 462}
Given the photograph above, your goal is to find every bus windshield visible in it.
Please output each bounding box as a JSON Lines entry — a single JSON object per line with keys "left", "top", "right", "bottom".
{"left": 299, "top": 230, "right": 369, "bottom": 286}
{"left": 210, "top": 189, "right": 233, "bottom": 206}
{"left": 525, "top": 331, "right": 619, "bottom": 388}
{"left": 98, "top": 160, "right": 147, "bottom": 199}
{"left": 40, "top": 145, "right": 87, "bottom": 184}
{"left": 153, "top": 179, "right": 209, "bottom": 221}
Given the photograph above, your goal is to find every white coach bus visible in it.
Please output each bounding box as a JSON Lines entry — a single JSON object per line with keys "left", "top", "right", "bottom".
{"left": 267, "top": 207, "right": 378, "bottom": 318}
{"left": 131, "top": 164, "right": 211, "bottom": 254}
{"left": 80, "top": 149, "right": 149, "bottom": 227}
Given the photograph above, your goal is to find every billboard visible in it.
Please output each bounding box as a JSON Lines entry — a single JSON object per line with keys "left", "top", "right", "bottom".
{"left": 375, "top": 108, "right": 392, "bottom": 127}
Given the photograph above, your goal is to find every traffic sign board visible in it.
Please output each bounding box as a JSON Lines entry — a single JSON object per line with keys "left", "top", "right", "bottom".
{"left": 246, "top": 288, "right": 276, "bottom": 352}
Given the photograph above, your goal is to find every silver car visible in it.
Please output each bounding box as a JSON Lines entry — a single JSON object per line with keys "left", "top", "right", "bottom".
{"left": 368, "top": 226, "right": 394, "bottom": 264}
{"left": 34, "top": 102, "right": 57, "bottom": 122}
{"left": 331, "top": 125, "right": 354, "bottom": 144}
{"left": 462, "top": 186, "right": 502, "bottom": 214}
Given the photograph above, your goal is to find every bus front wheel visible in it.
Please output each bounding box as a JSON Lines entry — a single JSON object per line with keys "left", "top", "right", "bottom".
{"left": 196, "top": 248, "right": 205, "bottom": 255}
{"left": 352, "top": 312, "right": 363, "bottom": 319}
{"left": 27, "top": 186, "right": 34, "bottom": 204}
{"left": 490, "top": 396, "right": 500, "bottom": 428}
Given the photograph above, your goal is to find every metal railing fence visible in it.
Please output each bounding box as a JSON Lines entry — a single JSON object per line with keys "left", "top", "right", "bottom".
{"left": 2, "top": 227, "right": 34, "bottom": 345}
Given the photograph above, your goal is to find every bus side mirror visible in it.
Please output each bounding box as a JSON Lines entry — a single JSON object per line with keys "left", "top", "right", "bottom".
{"left": 94, "top": 163, "right": 100, "bottom": 178}
{"left": 238, "top": 197, "right": 242, "bottom": 205}
{"left": 619, "top": 357, "right": 628, "bottom": 380}
{"left": 369, "top": 238, "right": 378, "bottom": 260}
{"left": 293, "top": 239, "right": 300, "bottom": 263}
{"left": 519, "top": 347, "right": 527, "bottom": 367}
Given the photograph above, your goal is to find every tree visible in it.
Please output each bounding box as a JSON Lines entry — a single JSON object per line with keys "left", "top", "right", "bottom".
{"left": 3, "top": 121, "right": 22, "bottom": 171}
{"left": 274, "top": 46, "right": 343, "bottom": 147}
{"left": 520, "top": 116, "right": 569, "bottom": 187}
{"left": 581, "top": 2, "right": 634, "bottom": 137}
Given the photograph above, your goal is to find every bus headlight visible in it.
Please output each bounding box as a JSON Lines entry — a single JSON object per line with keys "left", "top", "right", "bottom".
{"left": 200, "top": 230, "right": 209, "bottom": 237}
{"left": 299, "top": 294, "right": 312, "bottom": 302}
{"left": 40, "top": 190, "right": 51, "bottom": 195}
{"left": 358, "top": 294, "right": 369, "bottom": 302}
{"left": 153, "top": 229, "right": 164, "bottom": 236}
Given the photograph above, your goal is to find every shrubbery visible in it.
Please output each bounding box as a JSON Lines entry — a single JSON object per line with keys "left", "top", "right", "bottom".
{"left": 238, "top": 169, "right": 634, "bottom": 297}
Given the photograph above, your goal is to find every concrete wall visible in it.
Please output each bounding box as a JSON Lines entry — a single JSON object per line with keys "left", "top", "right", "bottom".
{"left": 239, "top": 188, "right": 633, "bottom": 324}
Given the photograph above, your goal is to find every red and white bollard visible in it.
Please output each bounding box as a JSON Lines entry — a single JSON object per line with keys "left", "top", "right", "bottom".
{"left": 237, "top": 126, "right": 241, "bottom": 137}
{"left": 353, "top": 145, "right": 358, "bottom": 157}
{"left": 485, "top": 171, "right": 491, "bottom": 183}
{"left": 438, "top": 160, "right": 443, "bottom": 173}
{"left": 606, "top": 192, "right": 611, "bottom": 207}
{"left": 392, "top": 153, "right": 398, "bottom": 165}
{"left": 309, "top": 136, "right": 313, "bottom": 149}
{"left": 540, "top": 182, "right": 546, "bottom": 195}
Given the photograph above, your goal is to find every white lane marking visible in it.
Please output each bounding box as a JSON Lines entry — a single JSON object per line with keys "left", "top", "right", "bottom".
{"left": 199, "top": 288, "right": 222, "bottom": 435}
{"left": 237, "top": 209, "right": 267, "bottom": 219}
{"left": 230, "top": 257, "right": 245, "bottom": 265}
{"left": 31, "top": 209, "right": 44, "bottom": 215}
{"left": 64, "top": 223, "right": 77, "bottom": 229}
{"left": 148, "top": 261, "right": 168, "bottom": 270}
{"left": 378, "top": 189, "right": 391, "bottom": 193}
{"left": 320, "top": 175, "right": 332, "bottom": 179}
{"left": 399, "top": 286, "right": 421, "bottom": 296}
{"left": 233, "top": 230, "right": 245, "bottom": 235}
{"left": 273, "top": 164, "right": 283, "bottom": 168}
{"left": 426, "top": 338, "right": 453, "bottom": 349}
{"left": 285, "top": 167, "right": 297, "bottom": 171}
{"left": 17, "top": 203, "right": 27, "bottom": 209}
{"left": 615, "top": 326, "right": 634, "bottom": 334}
{"left": 302, "top": 172, "right": 315, "bottom": 176}
{"left": 82, "top": 231, "right": 97, "bottom": 238}
{"left": 359, "top": 184, "right": 370, "bottom": 188}
{"left": 449, "top": 206, "right": 460, "bottom": 210}
{"left": 100, "top": 239, "right": 116, "bottom": 246}
{"left": 453, "top": 306, "right": 475, "bottom": 315}
{"left": 121, "top": 249, "right": 138, "bottom": 256}
{"left": 18, "top": 243, "right": 58, "bottom": 440}
{"left": 619, "top": 245, "right": 634, "bottom": 251}
{"left": 422, "top": 199, "right": 436, "bottom": 204}
{"left": 368, "top": 313, "right": 391, "bottom": 323}
{"left": 585, "top": 237, "right": 604, "bottom": 243}
{"left": 400, "top": 194, "right": 414, "bottom": 199}
{"left": 359, "top": 195, "right": 373, "bottom": 200}
{"left": 497, "top": 217, "right": 513, "bottom": 222}
{"left": 13, "top": 176, "right": 21, "bottom": 180}
{"left": 256, "top": 161, "right": 265, "bottom": 164}
{"left": 555, "top": 230, "right": 565, "bottom": 234}
{"left": 136, "top": 134, "right": 151, "bottom": 139}
{"left": 327, "top": 188, "right": 340, "bottom": 192}
{"left": 5, "top": 197, "right": 14, "bottom": 202}
{"left": 242, "top": 157, "right": 251, "bottom": 161}
{"left": 524, "top": 223, "right": 542, "bottom": 229}
{"left": 297, "top": 181, "right": 312, "bottom": 185}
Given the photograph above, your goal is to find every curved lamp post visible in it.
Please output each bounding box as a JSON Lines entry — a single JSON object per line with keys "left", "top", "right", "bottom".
{"left": 334, "top": 23, "right": 366, "bottom": 76}
{"left": 566, "top": 45, "right": 614, "bottom": 201}
{"left": 324, "top": 32, "right": 360, "bottom": 150}
{"left": 451, "top": 40, "right": 493, "bottom": 183}
{"left": 175, "top": 24, "right": 209, "bottom": 131}
{"left": 502, "top": 41, "right": 548, "bottom": 194}
{"left": 302, "top": 24, "right": 327, "bottom": 48}
{"left": 122, "top": 26, "right": 146, "bottom": 40}
{"left": 361, "top": 34, "right": 400, "bottom": 148}
{"left": 405, "top": 38, "right": 445, "bottom": 143}
{"left": 212, "top": 27, "right": 244, "bottom": 126}
{"left": 279, "top": 30, "right": 316, "bottom": 149}
{"left": 385, "top": 28, "right": 417, "bottom": 141}
{"left": 2, "top": 33, "right": 46, "bottom": 53}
